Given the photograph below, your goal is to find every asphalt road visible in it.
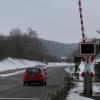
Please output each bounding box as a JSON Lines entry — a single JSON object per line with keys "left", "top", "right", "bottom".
{"left": 0, "top": 66, "right": 67, "bottom": 100}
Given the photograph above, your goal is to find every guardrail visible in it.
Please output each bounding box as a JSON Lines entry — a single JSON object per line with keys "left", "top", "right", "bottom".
{"left": 40, "top": 77, "right": 74, "bottom": 100}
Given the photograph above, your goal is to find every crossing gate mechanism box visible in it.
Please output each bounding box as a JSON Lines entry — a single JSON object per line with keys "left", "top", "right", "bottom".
{"left": 74, "top": 57, "right": 81, "bottom": 63}
{"left": 79, "top": 42, "right": 96, "bottom": 56}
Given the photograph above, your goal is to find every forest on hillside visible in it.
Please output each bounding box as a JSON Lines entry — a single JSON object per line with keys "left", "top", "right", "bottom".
{"left": 0, "top": 28, "right": 94, "bottom": 62}
{"left": 0, "top": 28, "right": 58, "bottom": 62}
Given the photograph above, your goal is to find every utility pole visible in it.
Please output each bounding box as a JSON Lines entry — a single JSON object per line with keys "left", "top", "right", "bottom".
{"left": 77, "top": 0, "right": 95, "bottom": 96}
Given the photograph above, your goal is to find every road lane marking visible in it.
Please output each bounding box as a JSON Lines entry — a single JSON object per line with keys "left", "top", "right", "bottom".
{"left": 0, "top": 86, "right": 14, "bottom": 92}
{"left": 0, "top": 97, "right": 38, "bottom": 100}
{"left": 0, "top": 77, "right": 22, "bottom": 80}
{"left": 0, "top": 70, "right": 25, "bottom": 77}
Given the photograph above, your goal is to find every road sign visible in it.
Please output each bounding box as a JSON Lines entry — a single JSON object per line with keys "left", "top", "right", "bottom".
{"left": 81, "top": 71, "right": 95, "bottom": 77}
{"left": 79, "top": 42, "right": 96, "bottom": 56}
{"left": 90, "top": 55, "right": 96, "bottom": 62}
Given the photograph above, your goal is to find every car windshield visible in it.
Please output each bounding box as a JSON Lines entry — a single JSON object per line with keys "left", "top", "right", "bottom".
{"left": 26, "top": 68, "right": 40, "bottom": 75}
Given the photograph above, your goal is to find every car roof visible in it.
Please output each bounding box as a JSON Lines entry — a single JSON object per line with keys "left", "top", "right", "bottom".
{"left": 26, "top": 67, "right": 41, "bottom": 70}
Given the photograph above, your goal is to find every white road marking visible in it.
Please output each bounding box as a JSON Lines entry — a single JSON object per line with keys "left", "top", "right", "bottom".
{"left": 0, "top": 86, "right": 14, "bottom": 92}
{"left": 0, "top": 70, "right": 25, "bottom": 77}
{"left": 0, "top": 97, "right": 38, "bottom": 100}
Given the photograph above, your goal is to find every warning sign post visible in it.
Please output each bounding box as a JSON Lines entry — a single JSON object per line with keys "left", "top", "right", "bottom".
{"left": 80, "top": 42, "right": 96, "bottom": 95}
{"left": 84, "top": 72, "right": 93, "bottom": 95}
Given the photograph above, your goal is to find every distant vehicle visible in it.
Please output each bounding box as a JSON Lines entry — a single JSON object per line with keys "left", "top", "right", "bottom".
{"left": 34, "top": 64, "right": 47, "bottom": 75}
{"left": 23, "top": 67, "right": 47, "bottom": 86}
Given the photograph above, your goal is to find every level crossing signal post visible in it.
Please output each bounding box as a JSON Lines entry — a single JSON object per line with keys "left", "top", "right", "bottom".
{"left": 80, "top": 42, "right": 96, "bottom": 95}
{"left": 77, "top": 0, "right": 96, "bottom": 95}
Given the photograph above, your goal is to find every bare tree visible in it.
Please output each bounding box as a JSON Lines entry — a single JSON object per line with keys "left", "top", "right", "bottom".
{"left": 27, "top": 27, "right": 38, "bottom": 38}
{"left": 9, "top": 28, "right": 22, "bottom": 37}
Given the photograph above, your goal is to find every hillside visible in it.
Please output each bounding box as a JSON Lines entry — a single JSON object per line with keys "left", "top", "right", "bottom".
{"left": 40, "top": 39, "right": 78, "bottom": 57}
{"left": 0, "top": 33, "right": 78, "bottom": 61}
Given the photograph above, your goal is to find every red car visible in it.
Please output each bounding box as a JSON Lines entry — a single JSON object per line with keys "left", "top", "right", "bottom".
{"left": 23, "top": 67, "right": 47, "bottom": 86}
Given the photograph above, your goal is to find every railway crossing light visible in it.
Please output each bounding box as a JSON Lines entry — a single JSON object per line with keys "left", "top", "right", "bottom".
{"left": 79, "top": 42, "right": 96, "bottom": 95}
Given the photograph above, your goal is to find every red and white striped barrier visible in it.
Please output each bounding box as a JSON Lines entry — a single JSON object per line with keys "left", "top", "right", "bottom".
{"left": 78, "top": 0, "right": 85, "bottom": 42}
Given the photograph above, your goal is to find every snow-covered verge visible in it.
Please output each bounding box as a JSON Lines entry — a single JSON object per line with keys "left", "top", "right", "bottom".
{"left": 47, "top": 62, "right": 74, "bottom": 67}
{"left": 0, "top": 57, "right": 46, "bottom": 71}
{"left": 0, "top": 70, "right": 25, "bottom": 77}
{"left": 65, "top": 82, "right": 94, "bottom": 100}
{"left": 64, "top": 59, "right": 100, "bottom": 100}
{"left": 0, "top": 57, "right": 73, "bottom": 77}
{"left": 0, "top": 57, "right": 47, "bottom": 77}
{"left": 0, "top": 57, "right": 74, "bottom": 71}
{"left": 65, "top": 81, "right": 100, "bottom": 100}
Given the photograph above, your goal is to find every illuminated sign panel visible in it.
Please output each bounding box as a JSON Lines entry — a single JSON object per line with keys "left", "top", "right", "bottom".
{"left": 80, "top": 42, "right": 96, "bottom": 56}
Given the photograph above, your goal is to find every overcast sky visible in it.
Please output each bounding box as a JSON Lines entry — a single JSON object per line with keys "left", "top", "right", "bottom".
{"left": 0, "top": 0, "right": 100, "bottom": 43}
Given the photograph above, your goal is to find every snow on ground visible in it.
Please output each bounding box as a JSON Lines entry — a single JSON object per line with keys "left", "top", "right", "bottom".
{"left": 0, "top": 57, "right": 72, "bottom": 77}
{"left": 0, "top": 57, "right": 74, "bottom": 72}
{"left": 64, "top": 59, "right": 100, "bottom": 100}
{"left": 47, "top": 62, "right": 74, "bottom": 67}
{"left": 0, "top": 70, "right": 25, "bottom": 77}
{"left": 0, "top": 57, "right": 74, "bottom": 71}
{"left": 0, "top": 57, "right": 46, "bottom": 71}
{"left": 65, "top": 82, "right": 94, "bottom": 100}
{"left": 65, "top": 81, "right": 100, "bottom": 100}
{"left": 0, "top": 57, "right": 47, "bottom": 77}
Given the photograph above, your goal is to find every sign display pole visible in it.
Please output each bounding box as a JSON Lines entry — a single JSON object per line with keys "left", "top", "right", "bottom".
{"left": 84, "top": 71, "right": 93, "bottom": 95}
{"left": 80, "top": 43, "right": 96, "bottom": 95}
{"left": 77, "top": 0, "right": 95, "bottom": 95}
{"left": 82, "top": 57, "right": 93, "bottom": 95}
